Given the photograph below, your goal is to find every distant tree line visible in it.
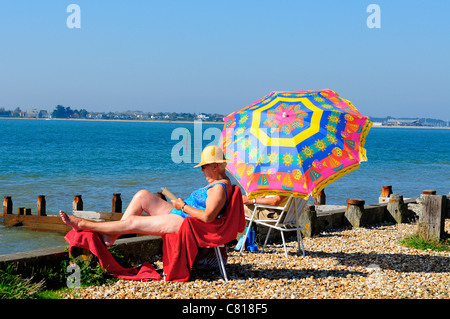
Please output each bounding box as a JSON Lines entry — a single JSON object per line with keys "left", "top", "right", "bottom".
{"left": 51, "top": 105, "right": 88, "bottom": 119}
{"left": 0, "top": 105, "right": 225, "bottom": 122}
{"left": 0, "top": 107, "right": 22, "bottom": 117}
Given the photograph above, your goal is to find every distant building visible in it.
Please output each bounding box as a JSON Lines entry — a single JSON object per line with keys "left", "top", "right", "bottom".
{"left": 197, "top": 114, "right": 209, "bottom": 120}
{"left": 25, "top": 109, "right": 49, "bottom": 118}
{"left": 385, "top": 119, "right": 421, "bottom": 126}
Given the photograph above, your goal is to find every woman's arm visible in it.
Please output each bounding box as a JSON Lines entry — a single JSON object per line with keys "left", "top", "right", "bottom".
{"left": 242, "top": 195, "right": 284, "bottom": 207}
{"left": 172, "top": 184, "right": 227, "bottom": 223}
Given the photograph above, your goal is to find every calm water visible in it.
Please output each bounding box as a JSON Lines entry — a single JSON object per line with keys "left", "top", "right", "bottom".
{"left": 1, "top": 119, "right": 449, "bottom": 255}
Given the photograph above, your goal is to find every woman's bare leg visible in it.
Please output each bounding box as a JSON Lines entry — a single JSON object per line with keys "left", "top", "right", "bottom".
{"left": 60, "top": 189, "right": 178, "bottom": 246}
{"left": 60, "top": 211, "right": 183, "bottom": 237}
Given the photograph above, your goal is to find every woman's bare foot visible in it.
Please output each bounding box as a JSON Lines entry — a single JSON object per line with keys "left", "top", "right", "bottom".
{"left": 60, "top": 210, "right": 83, "bottom": 230}
{"left": 60, "top": 210, "right": 118, "bottom": 246}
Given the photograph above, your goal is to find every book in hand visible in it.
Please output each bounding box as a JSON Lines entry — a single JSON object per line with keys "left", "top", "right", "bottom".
{"left": 161, "top": 187, "right": 178, "bottom": 201}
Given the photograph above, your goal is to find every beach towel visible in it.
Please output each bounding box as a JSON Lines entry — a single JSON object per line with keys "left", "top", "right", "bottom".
{"left": 162, "top": 185, "right": 245, "bottom": 282}
{"left": 64, "top": 230, "right": 161, "bottom": 281}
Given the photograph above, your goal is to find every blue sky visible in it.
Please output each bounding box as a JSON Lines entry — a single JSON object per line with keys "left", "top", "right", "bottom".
{"left": 0, "top": 1, "right": 449, "bottom": 119}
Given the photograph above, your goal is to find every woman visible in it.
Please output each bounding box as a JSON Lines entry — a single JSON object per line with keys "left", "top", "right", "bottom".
{"left": 60, "top": 145, "right": 231, "bottom": 246}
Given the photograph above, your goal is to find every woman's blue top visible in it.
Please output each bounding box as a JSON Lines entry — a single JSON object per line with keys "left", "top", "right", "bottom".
{"left": 170, "top": 182, "right": 229, "bottom": 219}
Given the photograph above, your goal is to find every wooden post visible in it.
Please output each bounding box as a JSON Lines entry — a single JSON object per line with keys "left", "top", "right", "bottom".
{"left": 157, "top": 192, "right": 167, "bottom": 201}
{"left": 73, "top": 195, "right": 83, "bottom": 211}
{"left": 3, "top": 196, "right": 13, "bottom": 215}
{"left": 345, "top": 198, "right": 366, "bottom": 227}
{"left": 379, "top": 185, "right": 393, "bottom": 203}
{"left": 418, "top": 190, "right": 446, "bottom": 241}
{"left": 381, "top": 185, "right": 393, "bottom": 197}
{"left": 18, "top": 207, "right": 25, "bottom": 215}
{"left": 386, "top": 194, "right": 407, "bottom": 223}
{"left": 314, "top": 189, "right": 326, "bottom": 205}
{"left": 447, "top": 193, "right": 450, "bottom": 219}
{"left": 37, "top": 195, "right": 46, "bottom": 216}
{"left": 25, "top": 208, "right": 32, "bottom": 215}
{"left": 299, "top": 204, "right": 318, "bottom": 237}
{"left": 112, "top": 193, "right": 122, "bottom": 213}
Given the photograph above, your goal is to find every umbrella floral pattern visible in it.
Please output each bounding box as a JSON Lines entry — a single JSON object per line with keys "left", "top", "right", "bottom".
{"left": 219, "top": 89, "right": 372, "bottom": 199}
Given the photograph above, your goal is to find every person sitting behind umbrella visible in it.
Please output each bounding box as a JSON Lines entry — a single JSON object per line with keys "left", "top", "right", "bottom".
{"left": 242, "top": 194, "right": 289, "bottom": 221}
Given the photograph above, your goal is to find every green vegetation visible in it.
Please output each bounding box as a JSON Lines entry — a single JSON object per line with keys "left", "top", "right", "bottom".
{"left": 399, "top": 234, "right": 450, "bottom": 252}
{"left": 51, "top": 105, "right": 88, "bottom": 119}
{"left": 0, "top": 265, "right": 45, "bottom": 299}
{"left": 0, "top": 246, "right": 124, "bottom": 299}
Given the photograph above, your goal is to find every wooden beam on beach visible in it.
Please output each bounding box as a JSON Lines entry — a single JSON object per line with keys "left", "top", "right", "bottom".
{"left": 3, "top": 196, "right": 13, "bottom": 215}
{"left": 1, "top": 214, "right": 72, "bottom": 233}
{"left": 112, "top": 193, "right": 122, "bottom": 213}
{"left": 0, "top": 194, "right": 127, "bottom": 233}
{"left": 37, "top": 195, "right": 46, "bottom": 216}
{"left": 73, "top": 210, "right": 123, "bottom": 222}
{"left": 386, "top": 194, "right": 407, "bottom": 223}
{"left": 314, "top": 189, "right": 326, "bottom": 205}
{"left": 379, "top": 185, "right": 393, "bottom": 203}
{"left": 73, "top": 194, "right": 83, "bottom": 211}
{"left": 418, "top": 190, "right": 446, "bottom": 241}
{"left": 344, "top": 198, "right": 366, "bottom": 227}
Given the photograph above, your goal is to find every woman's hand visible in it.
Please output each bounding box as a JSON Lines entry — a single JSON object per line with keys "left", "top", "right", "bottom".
{"left": 171, "top": 198, "right": 185, "bottom": 210}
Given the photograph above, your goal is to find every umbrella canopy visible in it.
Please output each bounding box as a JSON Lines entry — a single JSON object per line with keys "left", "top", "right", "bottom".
{"left": 219, "top": 89, "right": 372, "bottom": 199}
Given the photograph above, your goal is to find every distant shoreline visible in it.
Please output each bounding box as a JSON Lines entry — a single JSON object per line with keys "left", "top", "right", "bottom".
{"left": 371, "top": 125, "right": 450, "bottom": 130}
{"left": 0, "top": 117, "right": 223, "bottom": 125}
{"left": 1, "top": 116, "right": 449, "bottom": 129}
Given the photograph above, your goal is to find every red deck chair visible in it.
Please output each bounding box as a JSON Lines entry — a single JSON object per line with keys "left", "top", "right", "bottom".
{"left": 162, "top": 185, "right": 245, "bottom": 282}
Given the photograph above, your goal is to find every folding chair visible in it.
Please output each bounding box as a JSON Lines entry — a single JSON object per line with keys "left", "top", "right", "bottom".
{"left": 240, "top": 196, "right": 307, "bottom": 257}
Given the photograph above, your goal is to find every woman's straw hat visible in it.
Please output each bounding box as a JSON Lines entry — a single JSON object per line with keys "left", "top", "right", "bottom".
{"left": 194, "top": 145, "right": 227, "bottom": 168}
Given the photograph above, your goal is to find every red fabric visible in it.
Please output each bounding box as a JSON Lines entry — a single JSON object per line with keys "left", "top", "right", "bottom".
{"left": 65, "top": 230, "right": 161, "bottom": 281}
{"left": 162, "top": 185, "right": 245, "bottom": 282}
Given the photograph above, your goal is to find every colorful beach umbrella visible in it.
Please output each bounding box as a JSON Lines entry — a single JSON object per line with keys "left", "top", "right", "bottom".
{"left": 219, "top": 89, "right": 372, "bottom": 199}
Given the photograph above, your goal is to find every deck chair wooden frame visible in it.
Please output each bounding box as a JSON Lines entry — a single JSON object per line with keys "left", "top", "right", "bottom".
{"left": 240, "top": 196, "right": 307, "bottom": 257}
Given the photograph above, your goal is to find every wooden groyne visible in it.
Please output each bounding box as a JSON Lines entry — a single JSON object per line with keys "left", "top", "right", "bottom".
{"left": 308, "top": 187, "right": 449, "bottom": 241}
{"left": 1, "top": 187, "right": 448, "bottom": 240}
{"left": 0, "top": 186, "right": 448, "bottom": 278}
{"left": 0, "top": 194, "right": 126, "bottom": 233}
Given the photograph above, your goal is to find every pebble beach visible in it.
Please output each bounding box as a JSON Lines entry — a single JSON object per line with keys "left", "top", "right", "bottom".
{"left": 66, "top": 220, "right": 450, "bottom": 299}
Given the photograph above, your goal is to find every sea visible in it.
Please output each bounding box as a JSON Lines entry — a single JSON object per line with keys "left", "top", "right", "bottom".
{"left": 1, "top": 118, "right": 449, "bottom": 255}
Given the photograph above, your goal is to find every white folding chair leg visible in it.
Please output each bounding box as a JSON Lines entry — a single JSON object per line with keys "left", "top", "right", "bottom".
{"left": 280, "top": 231, "right": 288, "bottom": 258}
{"left": 296, "top": 229, "right": 305, "bottom": 256}
{"left": 261, "top": 227, "right": 272, "bottom": 253}
{"left": 214, "top": 246, "right": 228, "bottom": 281}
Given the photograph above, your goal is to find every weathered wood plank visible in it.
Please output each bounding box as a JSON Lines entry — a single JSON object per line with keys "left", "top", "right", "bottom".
{"left": 1, "top": 214, "right": 71, "bottom": 232}
{"left": 24, "top": 222, "right": 71, "bottom": 233}
{"left": 386, "top": 194, "right": 407, "bottom": 223}
{"left": 73, "top": 210, "right": 123, "bottom": 222}
{"left": 344, "top": 198, "right": 366, "bottom": 227}
{"left": 418, "top": 193, "right": 445, "bottom": 241}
